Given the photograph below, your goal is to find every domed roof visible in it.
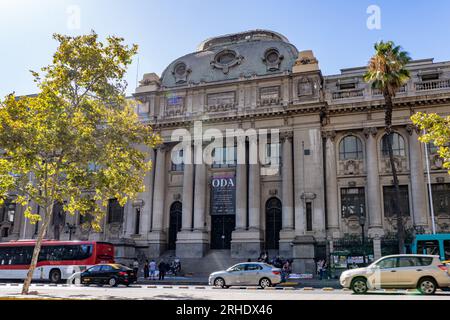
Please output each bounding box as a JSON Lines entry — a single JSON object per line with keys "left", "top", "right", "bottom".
{"left": 160, "top": 30, "right": 299, "bottom": 88}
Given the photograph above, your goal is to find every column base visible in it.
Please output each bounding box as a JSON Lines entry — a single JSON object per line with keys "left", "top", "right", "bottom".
{"left": 326, "top": 227, "right": 341, "bottom": 239}
{"left": 230, "top": 230, "right": 263, "bottom": 259}
{"left": 291, "top": 235, "right": 316, "bottom": 274}
{"left": 279, "top": 229, "right": 295, "bottom": 258}
{"left": 175, "top": 231, "right": 209, "bottom": 258}
{"left": 146, "top": 231, "right": 167, "bottom": 257}
{"left": 109, "top": 238, "right": 137, "bottom": 266}
{"left": 373, "top": 238, "right": 382, "bottom": 260}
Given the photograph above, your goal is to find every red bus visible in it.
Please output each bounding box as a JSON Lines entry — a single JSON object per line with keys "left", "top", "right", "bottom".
{"left": 0, "top": 240, "right": 114, "bottom": 282}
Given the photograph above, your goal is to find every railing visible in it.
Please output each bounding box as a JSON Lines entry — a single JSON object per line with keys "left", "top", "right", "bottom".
{"left": 415, "top": 79, "right": 450, "bottom": 91}
{"left": 372, "top": 85, "right": 407, "bottom": 96}
{"left": 331, "top": 89, "right": 364, "bottom": 100}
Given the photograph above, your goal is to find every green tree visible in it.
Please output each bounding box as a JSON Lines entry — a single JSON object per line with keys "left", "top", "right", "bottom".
{"left": 0, "top": 32, "right": 161, "bottom": 294}
{"left": 411, "top": 112, "right": 450, "bottom": 174}
{"left": 364, "top": 41, "right": 411, "bottom": 253}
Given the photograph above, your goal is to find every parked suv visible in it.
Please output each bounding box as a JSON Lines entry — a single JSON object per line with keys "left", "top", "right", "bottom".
{"left": 340, "top": 254, "right": 450, "bottom": 295}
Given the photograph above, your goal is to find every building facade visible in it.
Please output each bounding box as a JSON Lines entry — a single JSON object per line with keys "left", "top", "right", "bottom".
{"left": 2, "top": 30, "right": 450, "bottom": 273}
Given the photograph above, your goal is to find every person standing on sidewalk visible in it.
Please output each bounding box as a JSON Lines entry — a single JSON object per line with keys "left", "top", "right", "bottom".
{"left": 158, "top": 260, "right": 166, "bottom": 280}
{"left": 143, "top": 260, "right": 149, "bottom": 280}
{"left": 149, "top": 259, "right": 156, "bottom": 280}
{"left": 132, "top": 258, "right": 139, "bottom": 277}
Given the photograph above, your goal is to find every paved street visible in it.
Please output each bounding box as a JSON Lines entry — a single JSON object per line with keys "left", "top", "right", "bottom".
{"left": 0, "top": 284, "right": 449, "bottom": 300}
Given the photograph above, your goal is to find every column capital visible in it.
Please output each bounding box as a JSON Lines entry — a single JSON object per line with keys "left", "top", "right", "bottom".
{"left": 281, "top": 131, "right": 293, "bottom": 142}
{"left": 321, "top": 130, "right": 336, "bottom": 141}
{"left": 156, "top": 143, "right": 169, "bottom": 152}
{"left": 406, "top": 124, "right": 420, "bottom": 136}
{"left": 363, "top": 127, "right": 378, "bottom": 138}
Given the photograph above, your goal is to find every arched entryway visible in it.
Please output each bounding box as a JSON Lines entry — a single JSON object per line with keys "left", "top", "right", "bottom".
{"left": 265, "top": 197, "right": 282, "bottom": 250}
{"left": 168, "top": 201, "right": 182, "bottom": 250}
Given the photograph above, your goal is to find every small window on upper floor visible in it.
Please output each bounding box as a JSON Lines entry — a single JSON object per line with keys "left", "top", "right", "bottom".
{"left": 171, "top": 149, "right": 184, "bottom": 172}
{"left": 420, "top": 73, "right": 439, "bottom": 81}
{"left": 338, "top": 83, "right": 356, "bottom": 90}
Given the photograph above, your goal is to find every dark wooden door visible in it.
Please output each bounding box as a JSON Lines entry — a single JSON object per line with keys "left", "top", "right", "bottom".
{"left": 265, "top": 198, "right": 282, "bottom": 250}
{"left": 211, "top": 215, "right": 235, "bottom": 249}
{"left": 168, "top": 202, "right": 182, "bottom": 250}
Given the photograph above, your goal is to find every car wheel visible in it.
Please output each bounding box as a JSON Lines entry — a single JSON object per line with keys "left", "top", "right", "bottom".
{"left": 108, "top": 277, "right": 118, "bottom": 287}
{"left": 213, "top": 277, "right": 226, "bottom": 288}
{"left": 49, "top": 269, "right": 61, "bottom": 284}
{"left": 259, "top": 278, "right": 272, "bottom": 289}
{"left": 351, "top": 277, "right": 368, "bottom": 294}
{"left": 417, "top": 278, "right": 437, "bottom": 295}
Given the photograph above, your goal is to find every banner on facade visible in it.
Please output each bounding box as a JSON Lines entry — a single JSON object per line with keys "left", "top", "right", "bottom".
{"left": 210, "top": 175, "right": 236, "bottom": 215}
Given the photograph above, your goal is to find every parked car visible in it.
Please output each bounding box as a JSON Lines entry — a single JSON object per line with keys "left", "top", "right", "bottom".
{"left": 209, "top": 262, "right": 281, "bottom": 288}
{"left": 340, "top": 254, "right": 450, "bottom": 295}
{"left": 81, "top": 263, "right": 137, "bottom": 287}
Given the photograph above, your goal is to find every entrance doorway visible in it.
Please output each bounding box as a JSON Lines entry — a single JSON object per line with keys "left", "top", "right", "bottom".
{"left": 265, "top": 197, "right": 282, "bottom": 250}
{"left": 168, "top": 201, "right": 182, "bottom": 250}
{"left": 211, "top": 215, "right": 235, "bottom": 249}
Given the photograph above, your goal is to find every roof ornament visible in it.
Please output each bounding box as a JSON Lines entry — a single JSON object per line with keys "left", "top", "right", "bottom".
{"left": 210, "top": 49, "right": 243, "bottom": 74}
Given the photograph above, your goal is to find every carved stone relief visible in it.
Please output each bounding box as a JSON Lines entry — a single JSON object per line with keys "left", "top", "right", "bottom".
{"left": 260, "top": 86, "right": 280, "bottom": 105}
{"left": 206, "top": 92, "right": 236, "bottom": 112}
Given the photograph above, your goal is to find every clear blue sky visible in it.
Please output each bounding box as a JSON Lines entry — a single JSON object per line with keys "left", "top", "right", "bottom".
{"left": 1, "top": 0, "right": 449, "bottom": 97}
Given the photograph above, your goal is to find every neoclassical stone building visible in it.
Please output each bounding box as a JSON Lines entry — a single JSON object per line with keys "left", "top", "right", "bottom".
{"left": 3, "top": 30, "right": 450, "bottom": 273}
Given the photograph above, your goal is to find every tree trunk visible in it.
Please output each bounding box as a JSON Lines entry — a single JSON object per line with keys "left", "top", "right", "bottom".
{"left": 21, "top": 202, "right": 54, "bottom": 295}
{"left": 383, "top": 92, "right": 405, "bottom": 254}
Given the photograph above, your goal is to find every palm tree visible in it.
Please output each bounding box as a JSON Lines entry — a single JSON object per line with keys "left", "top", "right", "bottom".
{"left": 364, "top": 41, "right": 411, "bottom": 253}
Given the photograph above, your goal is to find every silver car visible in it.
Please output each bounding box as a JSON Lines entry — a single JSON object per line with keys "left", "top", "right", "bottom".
{"left": 340, "top": 254, "right": 450, "bottom": 295}
{"left": 209, "top": 262, "right": 282, "bottom": 288}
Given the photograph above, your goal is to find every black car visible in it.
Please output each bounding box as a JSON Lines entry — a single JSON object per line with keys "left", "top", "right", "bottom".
{"left": 81, "top": 264, "right": 137, "bottom": 287}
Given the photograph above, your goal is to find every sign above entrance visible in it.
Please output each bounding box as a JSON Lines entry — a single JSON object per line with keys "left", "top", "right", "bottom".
{"left": 210, "top": 175, "right": 236, "bottom": 215}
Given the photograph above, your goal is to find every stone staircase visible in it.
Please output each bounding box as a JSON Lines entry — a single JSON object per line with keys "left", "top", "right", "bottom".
{"left": 156, "top": 250, "right": 243, "bottom": 277}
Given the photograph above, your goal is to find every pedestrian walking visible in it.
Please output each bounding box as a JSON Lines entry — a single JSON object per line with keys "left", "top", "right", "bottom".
{"left": 143, "top": 260, "right": 149, "bottom": 280}
{"left": 132, "top": 258, "right": 139, "bottom": 277}
{"left": 317, "top": 259, "right": 324, "bottom": 280}
{"left": 149, "top": 259, "right": 156, "bottom": 280}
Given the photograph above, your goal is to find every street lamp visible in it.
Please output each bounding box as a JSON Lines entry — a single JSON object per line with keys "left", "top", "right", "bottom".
{"left": 65, "top": 223, "right": 76, "bottom": 240}
{"left": 359, "top": 215, "right": 367, "bottom": 265}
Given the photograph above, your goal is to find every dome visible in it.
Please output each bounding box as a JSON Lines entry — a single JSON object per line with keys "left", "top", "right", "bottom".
{"left": 160, "top": 30, "right": 299, "bottom": 88}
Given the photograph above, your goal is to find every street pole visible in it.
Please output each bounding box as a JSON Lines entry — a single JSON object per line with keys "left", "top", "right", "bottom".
{"left": 423, "top": 133, "right": 436, "bottom": 234}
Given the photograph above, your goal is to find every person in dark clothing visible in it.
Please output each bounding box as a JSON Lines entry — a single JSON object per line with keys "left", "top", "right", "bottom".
{"left": 143, "top": 260, "right": 149, "bottom": 279}
{"left": 158, "top": 260, "right": 166, "bottom": 280}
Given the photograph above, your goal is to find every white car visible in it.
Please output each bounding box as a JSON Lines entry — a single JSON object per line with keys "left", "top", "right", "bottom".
{"left": 340, "top": 254, "right": 450, "bottom": 294}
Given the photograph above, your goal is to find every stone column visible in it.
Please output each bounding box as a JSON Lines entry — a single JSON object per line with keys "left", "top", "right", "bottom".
{"left": 148, "top": 145, "right": 167, "bottom": 256}
{"left": 363, "top": 127, "right": 384, "bottom": 237}
{"left": 235, "top": 137, "right": 247, "bottom": 230}
{"left": 279, "top": 132, "right": 295, "bottom": 257}
{"left": 407, "top": 125, "right": 428, "bottom": 228}
{"left": 248, "top": 162, "right": 261, "bottom": 230}
{"left": 281, "top": 132, "right": 294, "bottom": 230}
{"left": 324, "top": 130, "right": 340, "bottom": 238}
{"left": 193, "top": 163, "right": 206, "bottom": 231}
{"left": 139, "top": 147, "right": 155, "bottom": 237}
{"left": 181, "top": 144, "right": 194, "bottom": 231}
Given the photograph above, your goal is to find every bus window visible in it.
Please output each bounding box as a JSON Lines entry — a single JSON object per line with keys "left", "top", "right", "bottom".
{"left": 417, "top": 240, "right": 440, "bottom": 255}
{"left": 444, "top": 240, "right": 450, "bottom": 261}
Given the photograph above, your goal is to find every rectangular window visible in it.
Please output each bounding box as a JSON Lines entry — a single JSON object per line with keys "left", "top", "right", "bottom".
{"left": 444, "top": 240, "right": 450, "bottom": 261}
{"left": 171, "top": 149, "right": 184, "bottom": 172}
{"left": 264, "top": 143, "right": 281, "bottom": 167}
{"left": 134, "top": 208, "right": 141, "bottom": 235}
{"left": 383, "top": 185, "right": 410, "bottom": 217}
{"left": 306, "top": 202, "right": 313, "bottom": 231}
{"left": 107, "top": 199, "right": 124, "bottom": 224}
{"left": 431, "top": 184, "right": 450, "bottom": 216}
{"left": 341, "top": 187, "right": 366, "bottom": 218}
{"left": 339, "top": 83, "right": 356, "bottom": 90}
{"left": 417, "top": 240, "right": 440, "bottom": 256}
{"left": 212, "top": 146, "right": 236, "bottom": 168}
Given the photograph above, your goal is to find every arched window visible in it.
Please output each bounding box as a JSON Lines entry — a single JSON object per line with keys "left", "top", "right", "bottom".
{"left": 339, "top": 136, "right": 363, "bottom": 160}
{"left": 381, "top": 133, "right": 405, "bottom": 157}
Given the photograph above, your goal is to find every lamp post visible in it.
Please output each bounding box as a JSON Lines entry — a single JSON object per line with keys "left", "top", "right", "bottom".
{"left": 359, "top": 215, "right": 366, "bottom": 265}
{"left": 65, "top": 223, "right": 76, "bottom": 241}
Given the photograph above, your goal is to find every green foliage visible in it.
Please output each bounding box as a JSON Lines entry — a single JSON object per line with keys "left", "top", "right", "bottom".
{"left": 363, "top": 40, "right": 411, "bottom": 97}
{"left": 411, "top": 112, "right": 450, "bottom": 174}
{"left": 0, "top": 32, "right": 161, "bottom": 231}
